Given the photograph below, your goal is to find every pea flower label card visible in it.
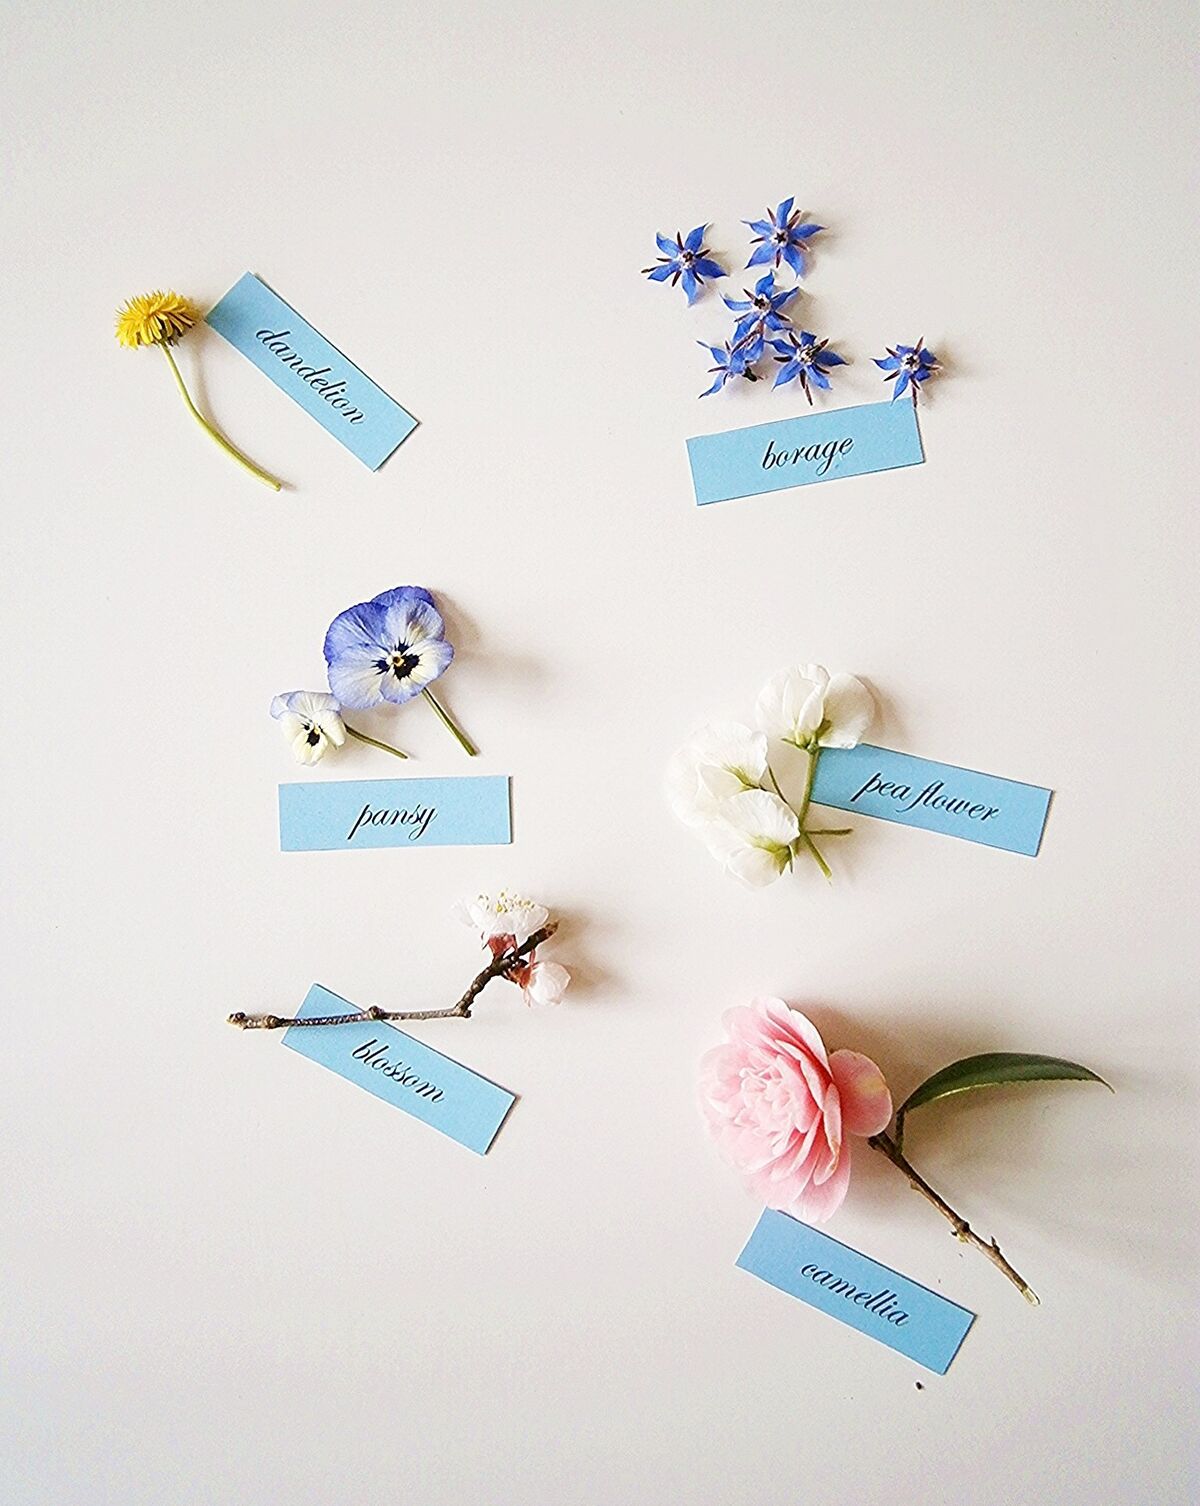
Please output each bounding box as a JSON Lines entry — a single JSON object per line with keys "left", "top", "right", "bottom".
{"left": 811, "top": 745, "right": 1053, "bottom": 857}
{"left": 278, "top": 775, "right": 511, "bottom": 852}
{"left": 206, "top": 273, "right": 417, "bottom": 469}
{"left": 737, "top": 1210, "right": 976, "bottom": 1374}
{"left": 283, "top": 985, "right": 516, "bottom": 1154}
{"left": 686, "top": 399, "right": 923, "bottom": 506}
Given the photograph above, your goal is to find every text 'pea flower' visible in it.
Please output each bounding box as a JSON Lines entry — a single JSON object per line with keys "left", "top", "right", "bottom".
{"left": 642, "top": 225, "right": 728, "bottom": 305}
{"left": 744, "top": 197, "right": 823, "bottom": 276}
{"left": 323, "top": 585, "right": 477, "bottom": 755}
{"left": 456, "top": 893, "right": 570, "bottom": 1006}
{"left": 875, "top": 339, "right": 939, "bottom": 401}
{"left": 699, "top": 999, "right": 893, "bottom": 1222}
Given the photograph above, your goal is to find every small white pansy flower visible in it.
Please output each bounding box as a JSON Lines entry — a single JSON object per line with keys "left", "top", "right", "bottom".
{"left": 666, "top": 720, "right": 769, "bottom": 827}
{"left": 270, "top": 690, "right": 347, "bottom": 766}
{"left": 755, "top": 665, "right": 874, "bottom": 750}
{"left": 703, "top": 789, "right": 801, "bottom": 888}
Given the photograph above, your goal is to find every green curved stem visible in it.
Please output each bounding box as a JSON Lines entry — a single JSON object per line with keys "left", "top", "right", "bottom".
{"left": 422, "top": 687, "right": 478, "bottom": 756}
{"left": 161, "top": 345, "right": 282, "bottom": 491}
{"left": 345, "top": 724, "right": 408, "bottom": 760}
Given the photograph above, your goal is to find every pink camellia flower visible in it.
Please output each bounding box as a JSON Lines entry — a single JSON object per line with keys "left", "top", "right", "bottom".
{"left": 699, "top": 998, "right": 892, "bottom": 1222}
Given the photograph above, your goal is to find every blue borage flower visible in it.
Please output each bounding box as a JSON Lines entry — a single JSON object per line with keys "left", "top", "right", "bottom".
{"left": 642, "top": 225, "right": 727, "bottom": 305}
{"left": 745, "top": 197, "right": 823, "bottom": 276}
{"left": 875, "top": 339, "right": 939, "bottom": 401}
{"left": 770, "top": 331, "right": 847, "bottom": 403}
{"left": 323, "top": 585, "right": 477, "bottom": 755}
{"left": 699, "top": 332, "right": 764, "bottom": 397}
{"left": 723, "top": 272, "right": 799, "bottom": 342}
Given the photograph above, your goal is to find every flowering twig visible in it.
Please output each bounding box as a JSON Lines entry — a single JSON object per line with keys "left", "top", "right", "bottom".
{"left": 227, "top": 924, "right": 557, "bottom": 1031}
{"left": 868, "top": 1130, "right": 1039, "bottom": 1304}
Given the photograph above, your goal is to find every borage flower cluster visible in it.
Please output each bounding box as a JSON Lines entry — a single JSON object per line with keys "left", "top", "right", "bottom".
{"left": 271, "top": 584, "right": 477, "bottom": 766}
{"left": 667, "top": 662, "right": 874, "bottom": 885}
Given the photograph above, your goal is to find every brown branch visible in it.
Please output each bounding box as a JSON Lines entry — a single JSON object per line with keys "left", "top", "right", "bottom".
{"left": 227, "top": 924, "right": 558, "bottom": 1032}
{"left": 868, "top": 1130, "right": 1040, "bottom": 1305}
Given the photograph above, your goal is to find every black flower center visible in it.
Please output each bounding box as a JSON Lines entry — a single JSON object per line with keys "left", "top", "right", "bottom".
{"left": 388, "top": 648, "right": 419, "bottom": 680}
{"left": 772, "top": 228, "right": 787, "bottom": 244}
{"left": 680, "top": 249, "right": 696, "bottom": 267}
{"left": 304, "top": 724, "right": 321, "bottom": 746}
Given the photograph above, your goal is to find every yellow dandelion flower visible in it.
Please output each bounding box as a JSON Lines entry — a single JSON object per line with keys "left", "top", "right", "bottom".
{"left": 114, "top": 288, "right": 282, "bottom": 490}
{"left": 114, "top": 289, "right": 200, "bottom": 348}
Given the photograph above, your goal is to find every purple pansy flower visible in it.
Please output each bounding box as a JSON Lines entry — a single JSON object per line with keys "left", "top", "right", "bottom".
{"left": 323, "top": 586, "right": 454, "bottom": 710}
{"left": 745, "top": 197, "right": 823, "bottom": 276}
{"left": 642, "top": 225, "right": 727, "bottom": 305}
{"left": 723, "top": 272, "right": 799, "bottom": 342}
{"left": 770, "top": 331, "right": 847, "bottom": 403}
{"left": 875, "top": 340, "right": 939, "bottom": 401}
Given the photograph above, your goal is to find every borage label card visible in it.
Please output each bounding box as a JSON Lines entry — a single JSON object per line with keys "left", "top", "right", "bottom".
{"left": 206, "top": 272, "right": 417, "bottom": 468}
{"left": 278, "top": 775, "right": 511, "bottom": 852}
{"left": 686, "top": 399, "right": 923, "bottom": 506}
{"left": 737, "top": 1210, "right": 975, "bottom": 1374}
{"left": 283, "top": 984, "right": 515, "bottom": 1154}
{"left": 811, "top": 744, "right": 1052, "bottom": 856}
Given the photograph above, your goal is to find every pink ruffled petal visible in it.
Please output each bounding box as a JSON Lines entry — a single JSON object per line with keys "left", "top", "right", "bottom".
{"left": 829, "top": 1049, "right": 893, "bottom": 1137}
{"left": 760, "top": 998, "right": 830, "bottom": 1067}
{"left": 788, "top": 1145, "right": 852, "bottom": 1223}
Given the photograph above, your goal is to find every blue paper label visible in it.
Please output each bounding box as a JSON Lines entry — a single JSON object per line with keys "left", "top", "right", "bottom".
{"left": 283, "top": 984, "right": 516, "bottom": 1154}
{"left": 278, "top": 776, "right": 511, "bottom": 852}
{"left": 686, "top": 399, "right": 923, "bottom": 506}
{"left": 737, "top": 1210, "right": 975, "bottom": 1374}
{"left": 811, "top": 744, "right": 1053, "bottom": 856}
{"left": 206, "top": 273, "right": 417, "bottom": 469}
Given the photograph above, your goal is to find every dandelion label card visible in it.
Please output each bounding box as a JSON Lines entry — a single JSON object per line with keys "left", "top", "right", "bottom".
{"left": 278, "top": 775, "right": 511, "bottom": 853}
{"left": 206, "top": 273, "right": 417, "bottom": 469}
{"left": 737, "top": 1210, "right": 976, "bottom": 1374}
{"left": 686, "top": 399, "right": 923, "bottom": 506}
{"left": 283, "top": 984, "right": 516, "bottom": 1154}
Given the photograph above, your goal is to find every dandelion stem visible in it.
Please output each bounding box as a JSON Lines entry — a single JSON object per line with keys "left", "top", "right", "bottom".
{"left": 868, "top": 1130, "right": 1039, "bottom": 1304}
{"left": 161, "top": 345, "right": 282, "bottom": 491}
{"left": 345, "top": 724, "right": 409, "bottom": 760}
{"left": 422, "top": 687, "right": 478, "bottom": 756}
{"left": 227, "top": 924, "right": 557, "bottom": 1031}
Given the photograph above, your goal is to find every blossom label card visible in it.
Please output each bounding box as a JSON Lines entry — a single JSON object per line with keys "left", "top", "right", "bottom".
{"left": 278, "top": 775, "right": 511, "bottom": 852}
{"left": 737, "top": 1210, "right": 975, "bottom": 1374}
{"left": 811, "top": 744, "right": 1053, "bottom": 856}
{"left": 206, "top": 273, "right": 417, "bottom": 469}
{"left": 686, "top": 399, "right": 923, "bottom": 506}
{"left": 283, "top": 984, "right": 516, "bottom": 1154}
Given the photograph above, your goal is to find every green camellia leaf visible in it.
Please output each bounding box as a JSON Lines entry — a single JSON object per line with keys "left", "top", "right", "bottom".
{"left": 894, "top": 1052, "right": 1111, "bottom": 1150}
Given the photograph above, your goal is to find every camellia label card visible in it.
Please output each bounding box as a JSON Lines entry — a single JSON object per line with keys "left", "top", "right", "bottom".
{"left": 283, "top": 984, "right": 516, "bottom": 1154}
{"left": 686, "top": 399, "right": 923, "bottom": 506}
{"left": 278, "top": 775, "right": 511, "bottom": 852}
{"left": 811, "top": 744, "right": 1053, "bottom": 856}
{"left": 737, "top": 1210, "right": 976, "bottom": 1374}
{"left": 206, "top": 272, "right": 418, "bottom": 468}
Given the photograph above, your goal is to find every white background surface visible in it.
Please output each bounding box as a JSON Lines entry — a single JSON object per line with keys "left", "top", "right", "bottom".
{"left": 3, "top": 3, "right": 1197, "bottom": 1502}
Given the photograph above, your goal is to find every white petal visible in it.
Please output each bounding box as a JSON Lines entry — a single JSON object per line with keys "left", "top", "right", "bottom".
{"left": 755, "top": 667, "right": 828, "bottom": 742}
{"left": 721, "top": 789, "right": 800, "bottom": 846}
{"left": 524, "top": 961, "right": 569, "bottom": 1005}
{"left": 508, "top": 903, "right": 549, "bottom": 944}
{"left": 818, "top": 673, "right": 875, "bottom": 749}
{"left": 290, "top": 690, "right": 342, "bottom": 720}
{"left": 725, "top": 846, "right": 787, "bottom": 888}
{"left": 665, "top": 745, "right": 712, "bottom": 827}
{"left": 691, "top": 721, "right": 768, "bottom": 785}
{"left": 277, "top": 712, "right": 306, "bottom": 743}
{"left": 312, "top": 709, "right": 346, "bottom": 746}
{"left": 291, "top": 731, "right": 328, "bottom": 766}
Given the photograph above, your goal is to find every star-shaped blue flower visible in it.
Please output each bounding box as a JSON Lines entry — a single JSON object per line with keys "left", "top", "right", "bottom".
{"left": 723, "top": 272, "right": 799, "bottom": 342}
{"left": 745, "top": 197, "right": 823, "bottom": 276}
{"left": 642, "top": 225, "right": 727, "bottom": 304}
{"left": 770, "top": 331, "right": 847, "bottom": 403}
{"left": 698, "top": 332, "right": 764, "bottom": 397}
{"left": 875, "top": 340, "right": 939, "bottom": 401}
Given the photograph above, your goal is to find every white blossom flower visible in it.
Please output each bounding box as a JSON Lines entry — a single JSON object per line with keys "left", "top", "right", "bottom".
{"left": 666, "top": 721, "right": 769, "bottom": 827}
{"left": 703, "top": 789, "right": 801, "bottom": 888}
{"left": 270, "top": 690, "right": 347, "bottom": 765}
{"left": 754, "top": 664, "right": 874, "bottom": 750}
{"left": 455, "top": 892, "right": 570, "bottom": 1006}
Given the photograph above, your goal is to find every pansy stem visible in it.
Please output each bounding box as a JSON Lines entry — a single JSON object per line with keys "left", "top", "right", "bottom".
{"left": 161, "top": 345, "right": 282, "bottom": 491}
{"left": 345, "top": 724, "right": 408, "bottom": 760}
{"left": 422, "top": 687, "right": 478, "bottom": 756}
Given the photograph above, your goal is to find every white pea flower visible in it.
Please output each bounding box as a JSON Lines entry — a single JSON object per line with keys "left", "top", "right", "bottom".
{"left": 703, "top": 789, "right": 801, "bottom": 888}
{"left": 666, "top": 721, "right": 769, "bottom": 827}
{"left": 755, "top": 664, "right": 874, "bottom": 751}
{"left": 271, "top": 690, "right": 347, "bottom": 765}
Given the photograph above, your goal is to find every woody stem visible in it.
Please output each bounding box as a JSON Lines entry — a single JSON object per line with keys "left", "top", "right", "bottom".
{"left": 868, "top": 1131, "right": 1039, "bottom": 1304}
